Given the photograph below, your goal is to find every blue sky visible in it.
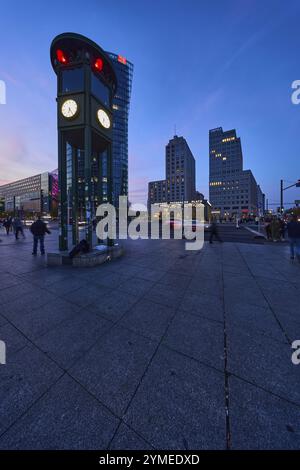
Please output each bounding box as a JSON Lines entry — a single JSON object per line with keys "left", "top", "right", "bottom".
{"left": 0, "top": 0, "right": 300, "bottom": 207}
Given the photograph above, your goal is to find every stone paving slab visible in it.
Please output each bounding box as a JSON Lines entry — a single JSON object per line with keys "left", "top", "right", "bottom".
{"left": 0, "top": 323, "right": 30, "bottom": 355}
{"left": 35, "top": 310, "right": 113, "bottom": 370}
{"left": 225, "top": 302, "right": 286, "bottom": 343}
{"left": 119, "top": 298, "right": 176, "bottom": 341}
{"left": 0, "top": 344, "right": 63, "bottom": 435}
{"left": 0, "top": 315, "right": 8, "bottom": 328}
{"left": 124, "top": 346, "right": 226, "bottom": 449}
{"left": 0, "top": 374, "right": 119, "bottom": 449}
{"left": 163, "top": 310, "right": 224, "bottom": 370}
{"left": 69, "top": 325, "right": 158, "bottom": 417}
{"left": 109, "top": 422, "right": 153, "bottom": 450}
{"left": 88, "top": 289, "right": 141, "bottom": 322}
{"left": 180, "top": 291, "right": 223, "bottom": 322}
{"left": 227, "top": 328, "right": 300, "bottom": 405}
{"left": 3, "top": 298, "right": 82, "bottom": 341}
{"left": 229, "top": 376, "right": 300, "bottom": 449}
{"left": 144, "top": 283, "right": 186, "bottom": 308}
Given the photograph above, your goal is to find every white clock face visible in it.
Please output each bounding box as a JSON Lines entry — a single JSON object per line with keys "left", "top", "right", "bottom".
{"left": 61, "top": 99, "right": 78, "bottom": 118}
{"left": 97, "top": 109, "right": 111, "bottom": 129}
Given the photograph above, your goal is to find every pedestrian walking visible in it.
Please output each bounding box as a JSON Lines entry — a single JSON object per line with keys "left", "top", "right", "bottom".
{"left": 287, "top": 214, "right": 300, "bottom": 262}
{"left": 279, "top": 218, "right": 286, "bottom": 241}
{"left": 209, "top": 220, "right": 223, "bottom": 244}
{"left": 3, "top": 217, "right": 12, "bottom": 235}
{"left": 30, "top": 216, "right": 51, "bottom": 255}
{"left": 13, "top": 217, "right": 25, "bottom": 240}
{"left": 265, "top": 219, "right": 272, "bottom": 240}
{"left": 270, "top": 218, "right": 280, "bottom": 242}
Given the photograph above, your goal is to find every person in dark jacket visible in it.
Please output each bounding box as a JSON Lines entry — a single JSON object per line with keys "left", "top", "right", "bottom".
{"left": 13, "top": 217, "right": 25, "bottom": 240}
{"left": 209, "top": 220, "right": 223, "bottom": 244}
{"left": 30, "top": 216, "right": 51, "bottom": 255}
{"left": 287, "top": 214, "right": 300, "bottom": 261}
{"left": 279, "top": 218, "right": 286, "bottom": 241}
{"left": 3, "top": 217, "right": 12, "bottom": 235}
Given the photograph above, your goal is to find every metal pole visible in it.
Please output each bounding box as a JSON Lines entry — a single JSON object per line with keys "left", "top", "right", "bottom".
{"left": 107, "top": 143, "right": 114, "bottom": 247}
{"left": 58, "top": 131, "right": 68, "bottom": 251}
{"left": 280, "top": 179, "right": 283, "bottom": 215}
{"left": 72, "top": 146, "right": 79, "bottom": 246}
{"left": 84, "top": 126, "right": 93, "bottom": 248}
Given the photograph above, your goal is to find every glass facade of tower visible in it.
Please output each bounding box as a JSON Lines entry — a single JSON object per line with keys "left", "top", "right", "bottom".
{"left": 209, "top": 127, "right": 263, "bottom": 217}
{"left": 0, "top": 171, "right": 58, "bottom": 214}
{"left": 106, "top": 53, "right": 134, "bottom": 206}
{"left": 65, "top": 143, "right": 109, "bottom": 222}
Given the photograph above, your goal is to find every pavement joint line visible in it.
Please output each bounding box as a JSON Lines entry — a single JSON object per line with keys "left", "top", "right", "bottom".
{"left": 61, "top": 292, "right": 144, "bottom": 370}
{"left": 228, "top": 371, "right": 300, "bottom": 410}
{"left": 236, "top": 244, "right": 292, "bottom": 345}
{"left": 179, "top": 311, "right": 224, "bottom": 326}
{"left": 220, "top": 244, "right": 232, "bottom": 450}
{"left": 113, "top": 320, "right": 225, "bottom": 376}
{"left": 0, "top": 370, "right": 66, "bottom": 442}
{"left": 161, "top": 343, "right": 225, "bottom": 376}
{"left": 107, "top": 420, "right": 156, "bottom": 451}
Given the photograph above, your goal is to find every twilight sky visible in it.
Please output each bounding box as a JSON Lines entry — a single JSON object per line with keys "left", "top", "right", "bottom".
{"left": 0, "top": 0, "right": 300, "bottom": 208}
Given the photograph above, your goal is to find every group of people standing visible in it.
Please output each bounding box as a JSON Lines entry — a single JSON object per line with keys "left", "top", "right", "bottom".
{"left": 264, "top": 215, "right": 300, "bottom": 261}
{"left": 2, "top": 216, "right": 25, "bottom": 239}
{"left": 264, "top": 217, "right": 286, "bottom": 242}
{"left": 1, "top": 215, "right": 51, "bottom": 255}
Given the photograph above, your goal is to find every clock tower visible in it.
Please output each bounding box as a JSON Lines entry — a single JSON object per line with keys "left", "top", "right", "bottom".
{"left": 50, "top": 32, "right": 117, "bottom": 251}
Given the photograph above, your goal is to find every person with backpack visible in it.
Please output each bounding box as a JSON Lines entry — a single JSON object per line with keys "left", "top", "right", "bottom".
{"left": 30, "top": 216, "right": 51, "bottom": 255}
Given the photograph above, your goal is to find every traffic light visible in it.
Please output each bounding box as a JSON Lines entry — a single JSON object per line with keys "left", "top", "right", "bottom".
{"left": 296, "top": 180, "right": 300, "bottom": 187}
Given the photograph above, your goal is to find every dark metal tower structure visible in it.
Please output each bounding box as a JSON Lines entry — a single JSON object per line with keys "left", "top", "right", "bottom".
{"left": 50, "top": 33, "right": 117, "bottom": 251}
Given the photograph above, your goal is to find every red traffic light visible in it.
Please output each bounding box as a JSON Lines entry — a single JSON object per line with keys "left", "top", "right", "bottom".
{"left": 56, "top": 49, "right": 67, "bottom": 64}
{"left": 94, "top": 58, "right": 103, "bottom": 71}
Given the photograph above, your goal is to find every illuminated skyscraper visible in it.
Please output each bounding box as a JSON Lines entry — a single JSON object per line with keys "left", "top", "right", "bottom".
{"left": 106, "top": 53, "right": 133, "bottom": 205}
{"left": 148, "top": 135, "right": 196, "bottom": 206}
{"left": 209, "top": 127, "right": 263, "bottom": 217}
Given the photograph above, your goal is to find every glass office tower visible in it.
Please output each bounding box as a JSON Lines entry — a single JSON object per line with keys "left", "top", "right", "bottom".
{"left": 209, "top": 127, "right": 263, "bottom": 218}
{"left": 106, "top": 52, "right": 134, "bottom": 206}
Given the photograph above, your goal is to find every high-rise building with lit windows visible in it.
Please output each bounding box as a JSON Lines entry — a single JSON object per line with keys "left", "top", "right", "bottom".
{"left": 106, "top": 52, "right": 133, "bottom": 206}
{"left": 209, "top": 127, "right": 263, "bottom": 217}
{"left": 148, "top": 135, "right": 196, "bottom": 206}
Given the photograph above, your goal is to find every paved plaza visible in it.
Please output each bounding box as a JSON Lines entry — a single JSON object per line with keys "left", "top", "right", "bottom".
{"left": 0, "top": 228, "right": 300, "bottom": 449}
